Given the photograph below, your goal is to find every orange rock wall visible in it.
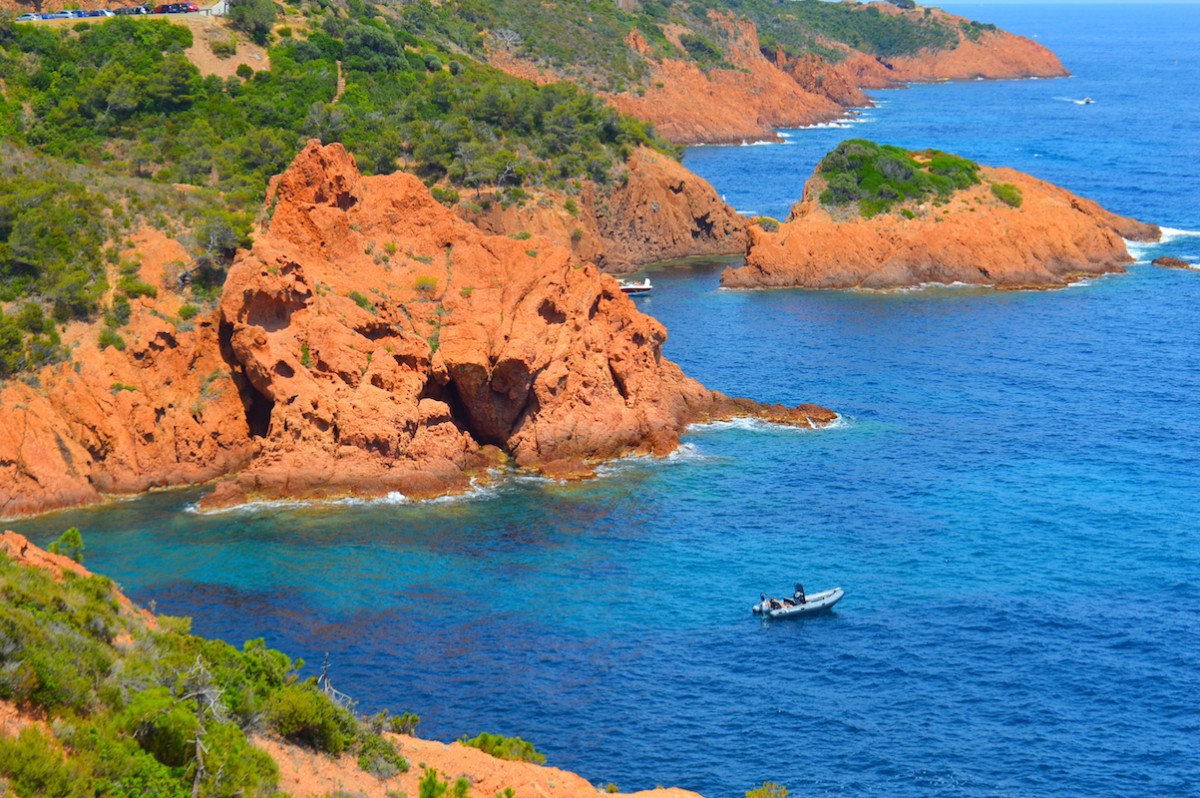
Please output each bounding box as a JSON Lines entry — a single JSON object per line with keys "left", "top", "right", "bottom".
{"left": 723, "top": 166, "right": 1160, "bottom": 291}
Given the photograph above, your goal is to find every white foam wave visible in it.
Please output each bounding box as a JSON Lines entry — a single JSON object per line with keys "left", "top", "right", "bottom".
{"left": 798, "top": 121, "right": 854, "bottom": 130}
{"left": 736, "top": 210, "right": 759, "bottom": 217}
{"left": 1159, "top": 227, "right": 1200, "bottom": 243}
{"left": 856, "top": 281, "right": 993, "bottom": 294}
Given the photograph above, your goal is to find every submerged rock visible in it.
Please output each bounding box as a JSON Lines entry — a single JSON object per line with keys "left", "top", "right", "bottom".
{"left": 1152, "top": 256, "right": 1194, "bottom": 270}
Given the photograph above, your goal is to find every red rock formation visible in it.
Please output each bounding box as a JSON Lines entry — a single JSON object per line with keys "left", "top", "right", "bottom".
{"left": 723, "top": 164, "right": 1161, "bottom": 291}
{"left": 459, "top": 147, "right": 748, "bottom": 273}
{"left": 1152, "top": 256, "right": 1194, "bottom": 270}
{"left": 882, "top": 7, "right": 1069, "bottom": 82}
{"left": 207, "top": 141, "right": 832, "bottom": 507}
{"left": 607, "top": 14, "right": 844, "bottom": 144}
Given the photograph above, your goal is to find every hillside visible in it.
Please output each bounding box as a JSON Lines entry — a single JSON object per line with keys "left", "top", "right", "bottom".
{"left": 402, "top": 0, "right": 1069, "bottom": 143}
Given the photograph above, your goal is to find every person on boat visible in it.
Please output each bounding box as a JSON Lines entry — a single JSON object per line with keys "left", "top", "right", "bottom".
{"left": 794, "top": 583, "right": 806, "bottom": 604}
{"left": 769, "top": 598, "right": 782, "bottom": 610}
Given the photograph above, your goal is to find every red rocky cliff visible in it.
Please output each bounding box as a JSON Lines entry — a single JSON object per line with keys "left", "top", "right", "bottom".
{"left": 723, "top": 165, "right": 1160, "bottom": 291}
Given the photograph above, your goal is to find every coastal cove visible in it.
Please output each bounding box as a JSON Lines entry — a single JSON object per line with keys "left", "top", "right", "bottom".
{"left": 10, "top": 4, "right": 1200, "bottom": 797}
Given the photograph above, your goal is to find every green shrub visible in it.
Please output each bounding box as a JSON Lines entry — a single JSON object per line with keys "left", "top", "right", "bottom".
{"left": 228, "top": 0, "right": 277, "bottom": 39}
{"left": 211, "top": 36, "right": 238, "bottom": 58}
{"left": 97, "top": 328, "right": 126, "bottom": 352}
{"left": 178, "top": 304, "right": 200, "bottom": 321}
{"left": 414, "top": 276, "right": 438, "bottom": 294}
{"left": 990, "top": 181, "right": 1023, "bottom": 208}
{"left": 430, "top": 186, "right": 460, "bottom": 206}
{"left": 46, "top": 527, "right": 85, "bottom": 564}
{"left": 461, "top": 732, "right": 546, "bottom": 764}
{"left": 0, "top": 727, "right": 90, "bottom": 798}
{"left": 264, "top": 683, "right": 356, "bottom": 754}
{"left": 749, "top": 216, "right": 780, "bottom": 232}
{"left": 349, "top": 290, "right": 373, "bottom": 311}
{"left": 358, "top": 732, "right": 409, "bottom": 779}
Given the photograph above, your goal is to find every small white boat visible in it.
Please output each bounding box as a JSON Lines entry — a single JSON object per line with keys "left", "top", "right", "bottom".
{"left": 752, "top": 586, "right": 844, "bottom": 619}
{"left": 618, "top": 278, "right": 652, "bottom": 296}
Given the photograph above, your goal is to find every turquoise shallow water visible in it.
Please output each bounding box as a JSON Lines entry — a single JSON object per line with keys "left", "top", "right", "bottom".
{"left": 12, "top": 4, "right": 1200, "bottom": 796}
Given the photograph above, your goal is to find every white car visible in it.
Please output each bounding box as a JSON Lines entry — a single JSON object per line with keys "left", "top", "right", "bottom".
{"left": 15, "top": 12, "right": 39, "bottom": 20}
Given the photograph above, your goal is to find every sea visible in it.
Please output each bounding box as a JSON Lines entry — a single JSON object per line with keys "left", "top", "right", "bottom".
{"left": 12, "top": 4, "right": 1200, "bottom": 796}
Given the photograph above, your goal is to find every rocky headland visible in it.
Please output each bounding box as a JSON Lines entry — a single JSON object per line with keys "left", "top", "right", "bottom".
{"left": 499, "top": 5, "right": 1069, "bottom": 145}
{"left": 0, "top": 142, "right": 833, "bottom": 519}
{"left": 722, "top": 140, "right": 1160, "bottom": 291}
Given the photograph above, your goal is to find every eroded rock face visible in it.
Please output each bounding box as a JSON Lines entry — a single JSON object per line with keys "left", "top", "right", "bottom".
{"left": 206, "top": 141, "right": 832, "bottom": 507}
{"left": 723, "top": 166, "right": 1160, "bottom": 291}
{"left": 460, "top": 147, "right": 748, "bottom": 273}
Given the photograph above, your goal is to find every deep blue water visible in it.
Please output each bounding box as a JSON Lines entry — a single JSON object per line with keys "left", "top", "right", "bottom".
{"left": 12, "top": 5, "right": 1200, "bottom": 796}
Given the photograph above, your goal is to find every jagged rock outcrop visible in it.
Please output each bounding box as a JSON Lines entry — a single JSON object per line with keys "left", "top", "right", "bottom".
{"left": 459, "top": 147, "right": 748, "bottom": 273}
{"left": 207, "top": 141, "right": 832, "bottom": 507}
{"left": 0, "top": 231, "right": 253, "bottom": 519}
{"left": 723, "top": 165, "right": 1161, "bottom": 291}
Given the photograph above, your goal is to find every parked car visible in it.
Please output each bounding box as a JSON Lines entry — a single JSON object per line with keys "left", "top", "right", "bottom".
{"left": 44, "top": 10, "right": 74, "bottom": 18}
{"left": 15, "top": 12, "right": 39, "bottom": 20}
{"left": 114, "top": 5, "right": 149, "bottom": 13}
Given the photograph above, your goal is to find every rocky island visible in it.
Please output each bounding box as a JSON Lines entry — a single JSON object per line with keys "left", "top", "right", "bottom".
{"left": 722, "top": 140, "right": 1161, "bottom": 291}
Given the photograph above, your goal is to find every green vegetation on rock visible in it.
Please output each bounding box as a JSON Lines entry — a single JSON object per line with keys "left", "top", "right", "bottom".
{"left": 418, "top": 0, "right": 963, "bottom": 87}
{"left": 461, "top": 731, "right": 547, "bottom": 764}
{"left": 990, "top": 181, "right": 1023, "bottom": 208}
{"left": 817, "top": 139, "right": 981, "bottom": 218}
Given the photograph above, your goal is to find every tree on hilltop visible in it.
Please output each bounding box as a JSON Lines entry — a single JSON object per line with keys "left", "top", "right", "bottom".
{"left": 228, "top": 0, "right": 277, "bottom": 43}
